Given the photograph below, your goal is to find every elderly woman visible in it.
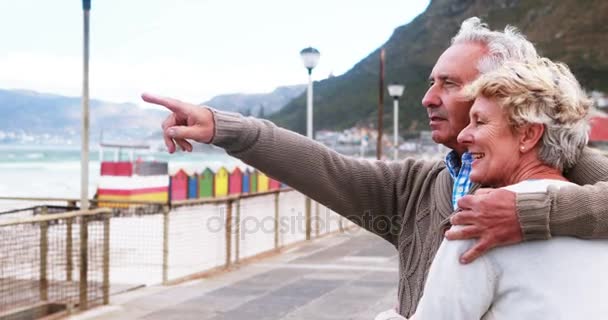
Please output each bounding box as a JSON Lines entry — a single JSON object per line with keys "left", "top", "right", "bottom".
{"left": 412, "top": 58, "right": 608, "bottom": 319}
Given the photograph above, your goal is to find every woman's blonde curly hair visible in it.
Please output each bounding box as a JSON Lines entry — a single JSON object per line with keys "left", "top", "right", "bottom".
{"left": 463, "top": 58, "right": 592, "bottom": 171}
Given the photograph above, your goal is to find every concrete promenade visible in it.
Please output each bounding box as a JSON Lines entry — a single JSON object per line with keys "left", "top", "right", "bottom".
{"left": 71, "top": 230, "right": 399, "bottom": 320}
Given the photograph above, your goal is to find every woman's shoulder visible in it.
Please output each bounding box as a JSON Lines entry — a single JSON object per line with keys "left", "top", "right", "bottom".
{"left": 502, "top": 179, "right": 575, "bottom": 193}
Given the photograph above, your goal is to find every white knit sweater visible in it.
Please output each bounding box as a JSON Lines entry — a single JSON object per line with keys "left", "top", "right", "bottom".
{"left": 415, "top": 179, "right": 608, "bottom": 320}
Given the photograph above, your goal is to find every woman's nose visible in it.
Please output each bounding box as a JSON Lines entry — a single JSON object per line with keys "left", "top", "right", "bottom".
{"left": 457, "top": 124, "right": 473, "bottom": 145}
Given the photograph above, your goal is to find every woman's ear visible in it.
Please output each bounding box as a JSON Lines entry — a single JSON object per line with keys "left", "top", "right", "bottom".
{"left": 520, "top": 123, "right": 544, "bottom": 152}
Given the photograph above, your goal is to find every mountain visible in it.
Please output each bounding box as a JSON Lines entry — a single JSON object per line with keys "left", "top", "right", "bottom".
{"left": 269, "top": 0, "right": 608, "bottom": 134}
{"left": 0, "top": 83, "right": 306, "bottom": 144}
{"left": 202, "top": 84, "right": 306, "bottom": 117}
{"left": 0, "top": 89, "right": 167, "bottom": 143}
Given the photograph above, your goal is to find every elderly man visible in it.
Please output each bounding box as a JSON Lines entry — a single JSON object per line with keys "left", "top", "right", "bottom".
{"left": 142, "top": 18, "right": 608, "bottom": 318}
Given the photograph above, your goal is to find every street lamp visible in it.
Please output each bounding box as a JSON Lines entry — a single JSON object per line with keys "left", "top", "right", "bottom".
{"left": 300, "top": 47, "right": 320, "bottom": 139}
{"left": 300, "top": 47, "right": 320, "bottom": 241}
{"left": 388, "top": 83, "right": 405, "bottom": 160}
{"left": 81, "top": 0, "right": 91, "bottom": 210}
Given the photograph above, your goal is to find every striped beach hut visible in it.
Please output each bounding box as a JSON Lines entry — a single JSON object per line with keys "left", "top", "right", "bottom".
{"left": 170, "top": 169, "right": 188, "bottom": 201}
{"left": 97, "top": 162, "right": 133, "bottom": 207}
{"left": 229, "top": 167, "right": 243, "bottom": 194}
{"left": 242, "top": 169, "right": 251, "bottom": 193}
{"left": 130, "top": 162, "right": 169, "bottom": 202}
{"left": 101, "top": 161, "right": 132, "bottom": 176}
{"left": 258, "top": 172, "right": 269, "bottom": 192}
{"left": 188, "top": 173, "right": 198, "bottom": 199}
{"left": 199, "top": 168, "right": 214, "bottom": 198}
{"left": 97, "top": 161, "right": 169, "bottom": 207}
{"left": 134, "top": 161, "right": 167, "bottom": 176}
{"left": 215, "top": 167, "right": 229, "bottom": 197}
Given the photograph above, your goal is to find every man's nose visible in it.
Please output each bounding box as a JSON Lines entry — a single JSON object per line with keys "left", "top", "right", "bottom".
{"left": 422, "top": 85, "right": 440, "bottom": 109}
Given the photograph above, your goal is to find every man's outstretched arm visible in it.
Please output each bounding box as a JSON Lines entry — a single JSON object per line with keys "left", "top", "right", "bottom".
{"left": 446, "top": 147, "right": 608, "bottom": 263}
{"left": 142, "top": 93, "right": 441, "bottom": 245}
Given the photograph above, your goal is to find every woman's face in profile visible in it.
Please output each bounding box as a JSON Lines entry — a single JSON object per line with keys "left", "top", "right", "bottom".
{"left": 457, "top": 96, "right": 523, "bottom": 187}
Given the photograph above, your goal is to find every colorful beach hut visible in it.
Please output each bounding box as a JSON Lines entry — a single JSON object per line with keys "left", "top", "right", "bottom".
{"left": 97, "top": 161, "right": 169, "bottom": 207}
{"left": 101, "top": 161, "right": 132, "bottom": 176}
{"left": 96, "top": 142, "right": 169, "bottom": 207}
{"left": 170, "top": 169, "right": 188, "bottom": 201}
{"left": 242, "top": 169, "right": 251, "bottom": 193}
{"left": 199, "top": 168, "right": 214, "bottom": 198}
{"left": 188, "top": 173, "right": 198, "bottom": 199}
{"left": 215, "top": 167, "right": 229, "bottom": 197}
{"left": 269, "top": 178, "right": 280, "bottom": 190}
{"left": 229, "top": 167, "right": 243, "bottom": 194}
{"left": 258, "top": 172, "right": 269, "bottom": 192}
{"left": 250, "top": 170, "right": 259, "bottom": 193}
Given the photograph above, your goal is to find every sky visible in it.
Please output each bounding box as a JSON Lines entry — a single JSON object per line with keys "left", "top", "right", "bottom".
{"left": 0, "top": 0, "right": 430, "bottom": 106}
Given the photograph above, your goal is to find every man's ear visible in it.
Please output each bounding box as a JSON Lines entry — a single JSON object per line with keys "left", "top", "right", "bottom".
{"left": 520, "top": 123, "right": 544, "bottom": 151}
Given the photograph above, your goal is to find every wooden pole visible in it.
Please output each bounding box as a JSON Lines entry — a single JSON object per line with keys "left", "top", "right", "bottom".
{"left": 224, "top": 201, "right": 233, "bottom": 268}
{"left": 40, "top": 207, "right": 48, "bottom": 301}
{"left": 102, "top": 211, "right": 110, "bottom": 305}
{"left": 67, "top": 217, "right": 73, "bottom": 282}
{"left": 377, "top": 48, "right": 385, "bottom": 160}
{"left": 274, "top": 193, "right": 280, "bottom": 249}
{"left": 235, "top": 199, "right": 241, "bottom": 263}
{"left": 162, "top": 205, "right": 169, "bottom": 284}
{"left": 315, "top": 202, "right": 320, "bottom": 237}
{"left": 305, "top": 197, "right": 311, "bottom": 240}
{"left": 79, "top": 215, "right": 89, "bottom": 310}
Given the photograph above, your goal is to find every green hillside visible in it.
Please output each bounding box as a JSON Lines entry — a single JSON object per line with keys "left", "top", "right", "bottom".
{"left": 270, "top": 0, "right": 608, "bottom": 134}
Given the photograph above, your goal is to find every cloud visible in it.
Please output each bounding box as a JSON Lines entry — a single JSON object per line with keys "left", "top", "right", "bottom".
{"left": 0, "top": 51, "right": 306, "bottom": 106}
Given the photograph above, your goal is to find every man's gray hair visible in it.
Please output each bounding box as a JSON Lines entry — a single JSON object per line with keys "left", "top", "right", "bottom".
{"left": 452, "top": 17, "right": 539, "bottom": 73}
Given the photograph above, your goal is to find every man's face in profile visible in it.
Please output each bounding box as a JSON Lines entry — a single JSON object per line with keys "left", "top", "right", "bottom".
{"left": 421, "top": 42, "right": 487, "bottom": 153}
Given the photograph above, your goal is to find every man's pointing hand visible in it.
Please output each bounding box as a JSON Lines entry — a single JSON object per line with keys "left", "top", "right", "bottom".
{"left": 141, "top": 93, "right": 215, "bottom": 153}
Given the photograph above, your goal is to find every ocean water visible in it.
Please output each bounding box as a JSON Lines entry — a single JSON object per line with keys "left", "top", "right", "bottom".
{"left": 0, "top": 144, "right": 348, "bottom": 287}
{"left": 0, "top": 144, "right": 245, "bottom": 208}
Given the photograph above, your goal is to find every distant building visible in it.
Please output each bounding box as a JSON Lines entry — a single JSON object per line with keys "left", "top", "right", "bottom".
{"left": 589, "top": 116, "right": 608, "bottom": 148}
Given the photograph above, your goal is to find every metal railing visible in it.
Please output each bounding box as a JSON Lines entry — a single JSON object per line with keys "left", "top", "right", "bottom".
{"left": 0, "top": 189, "right": 351, "bottom": 317}
{"left": 0, "top": 207, "right": 112, "bottom": 315}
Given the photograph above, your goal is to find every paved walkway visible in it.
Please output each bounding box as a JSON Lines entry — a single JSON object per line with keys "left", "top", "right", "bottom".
{"left": 71, "top": 230, "right": 399, "bottom": 320}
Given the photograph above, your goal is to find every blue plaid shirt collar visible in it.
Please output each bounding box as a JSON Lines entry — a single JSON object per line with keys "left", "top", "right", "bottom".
{"left": 445, "top": 151, "right": 474, "bottom": 210}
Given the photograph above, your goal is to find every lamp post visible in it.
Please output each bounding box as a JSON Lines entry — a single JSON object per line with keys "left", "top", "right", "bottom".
{"left": 300, "top": 47, "right": 319, "bottom": 241}
{"left": 300, "top": 47, "right": 320, "bottom": 139}
{"left": 81, "top": 0, "right": 91, "bottom": 210}
{"left": 377, "top": 49, "right": 385, "bottom": 160}
{"left": 388, "top": 83, "right": 405, "bottom": 160}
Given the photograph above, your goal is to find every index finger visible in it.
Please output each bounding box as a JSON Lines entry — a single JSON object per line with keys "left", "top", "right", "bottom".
{"left": 456, "top": 194, "right": 477, "bottom": 210}
{"left": 141, "top": 93, "right": 189, "bottom": 114}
